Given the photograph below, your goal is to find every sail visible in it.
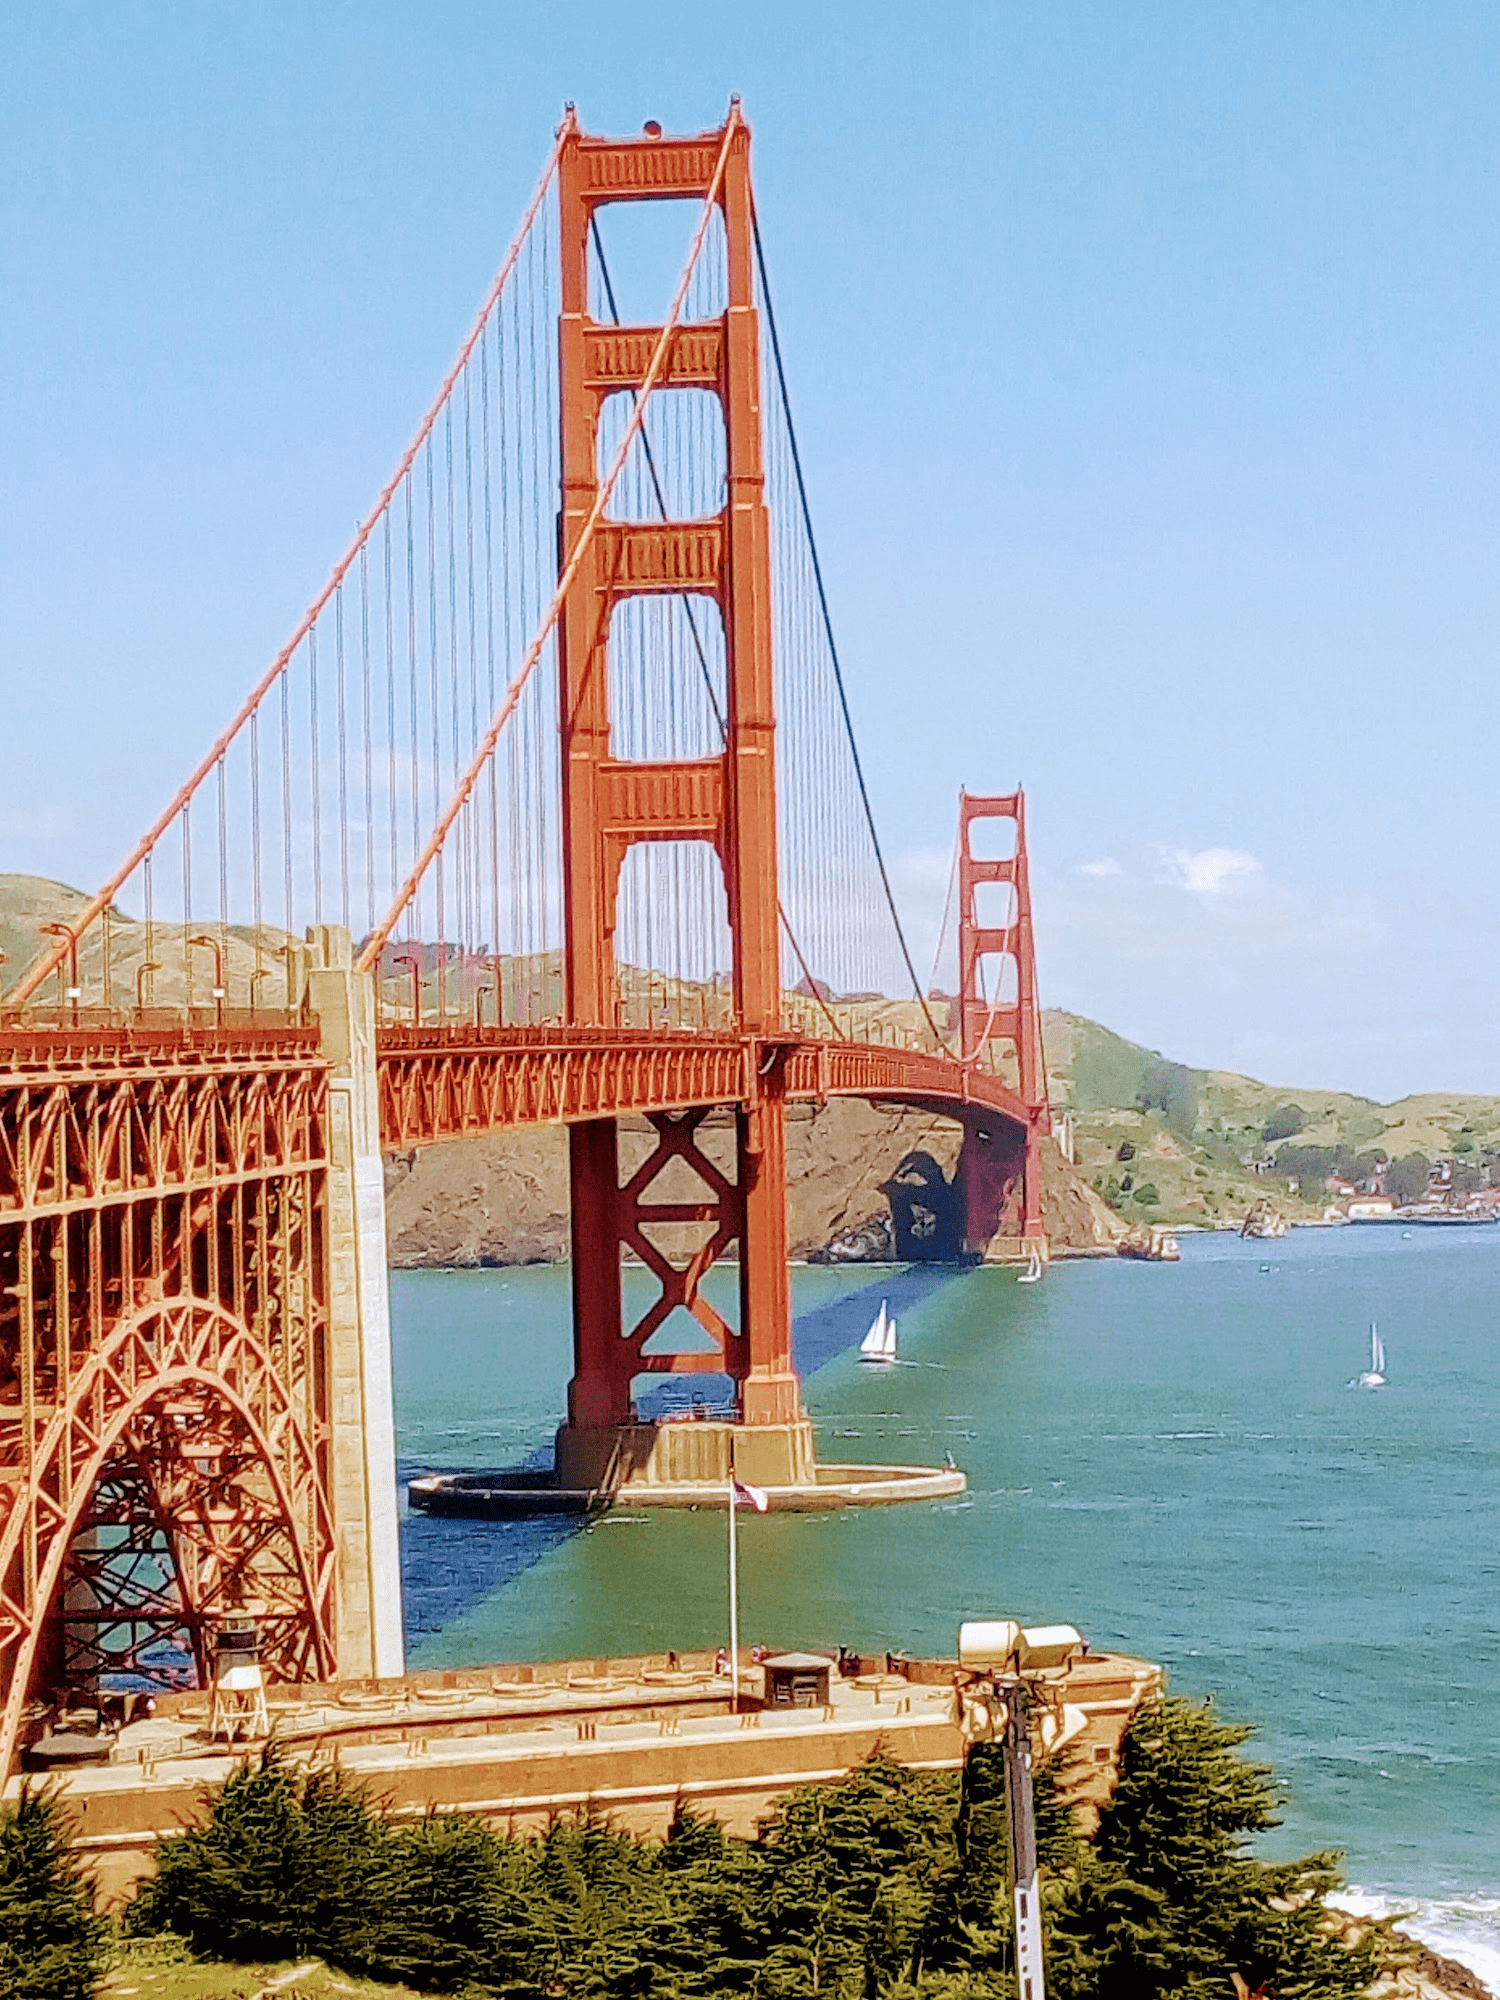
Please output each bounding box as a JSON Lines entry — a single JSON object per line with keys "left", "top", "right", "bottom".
{"left": 860, "top": 1304, "right": 889, "bottom": 1358}
{"left": 1372, "top": 1327, "right": 1385, "bottom": 1374}
{"left": 881, "top": 1314, "right": 898, "bottom": 1359}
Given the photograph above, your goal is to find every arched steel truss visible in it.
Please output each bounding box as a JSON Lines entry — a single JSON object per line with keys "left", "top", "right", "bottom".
{"left": 0, "top": 1293, "right": 336, "bottom": 1776}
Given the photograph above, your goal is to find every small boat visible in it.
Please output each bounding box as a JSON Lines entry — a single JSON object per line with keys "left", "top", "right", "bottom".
{"left": 1017, "top": 1248, "right": 1043, "bottom": 1284}
{"left": 1355, "top": 1324, "right": 1386, "bottom": 1389}
{"left": 858, "top": 1300, "right": 898, "bottom": 1365}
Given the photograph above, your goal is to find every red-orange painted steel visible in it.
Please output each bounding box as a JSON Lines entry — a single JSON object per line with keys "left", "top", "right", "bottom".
{"left": 555, "top": 111, "right": 792, "bottom": 1431}
{"left": 375, "top": 1026, "right": 1031, "bottom": 1146}
{"left": 0, "top": 115, "right": 1060, "bottom": 1776}
{"left": 955, "top": 790, "right": 1050, "bottom": 1247}
{"left": 0, "top": 1026, "right": 337, "bottom": 1777}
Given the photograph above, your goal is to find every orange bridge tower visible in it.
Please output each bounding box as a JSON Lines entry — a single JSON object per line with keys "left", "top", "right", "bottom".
{"left": 553, "top": 108, "right": 807, "bottom": 1490}
{"left": 955, "top": 790, "right": 1051, "bottom": 1261}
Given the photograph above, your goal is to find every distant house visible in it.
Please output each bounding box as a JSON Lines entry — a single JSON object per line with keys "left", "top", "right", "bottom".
{"left": 1345, "top": 1194, "right": 1397, "bottom": 1222}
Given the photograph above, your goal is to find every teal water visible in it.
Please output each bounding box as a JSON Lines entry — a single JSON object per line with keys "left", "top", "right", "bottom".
{"left": 391, "top": 1227, "right": 1500, "bottom": 1946}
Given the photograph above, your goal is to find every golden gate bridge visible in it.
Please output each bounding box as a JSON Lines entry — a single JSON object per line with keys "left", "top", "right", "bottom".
{"left": 0, "top": 105, "right": 1047, "bottom": 1774}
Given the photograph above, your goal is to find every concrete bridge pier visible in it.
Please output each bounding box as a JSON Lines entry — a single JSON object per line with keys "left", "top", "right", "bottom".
{"left": 307, "top": 926, "right": 405, "bottom": 1679}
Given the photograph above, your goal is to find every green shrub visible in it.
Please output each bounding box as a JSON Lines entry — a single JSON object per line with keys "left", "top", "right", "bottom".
{"left": 1262, "top": 1104, "right": 1308, "bottom": 1143}
{"left": 0, "top": 1785, "right": 109, "bottom": 2000}
{"left": 1131, "top": 1183, "right": 1160, "bottom": 1206}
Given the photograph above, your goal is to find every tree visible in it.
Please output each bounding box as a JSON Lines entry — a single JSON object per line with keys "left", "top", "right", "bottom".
{"left": 1045, "top": 1697, "right": 1376, "bottom": 2000}
{"left": 0, "top": 1785, "right": 109, "bottom": 2000}
{"left": 1137, "top": 1060, "right": 1198, "bottom": 1138}
{"left": 749, "top": 1754, "right": 959, "bottom": 1995}
{"left": 1384, "top": 1154, "right": 1430, "bottom": 1207}
{"left": 1261, "top": 1105, "right": 1307, "bottom": 1144}
{"left": 127, "top": 1747, "right": 384, "bottom": 1965}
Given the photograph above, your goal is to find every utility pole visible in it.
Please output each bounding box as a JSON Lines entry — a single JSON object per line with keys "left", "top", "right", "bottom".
{"left": 957, "top": 1619, "right": 1089, "bottom": 2000}
{"left": 1004, "top": 1680, "right": 1046, "bottom": 2000}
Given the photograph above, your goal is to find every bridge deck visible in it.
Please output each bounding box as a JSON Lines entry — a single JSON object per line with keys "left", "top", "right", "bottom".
{"left": 374, "top": 1024, "right": 1030, "bottom": 1146}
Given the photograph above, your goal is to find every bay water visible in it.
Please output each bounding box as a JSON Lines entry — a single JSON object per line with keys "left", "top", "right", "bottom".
{"left": 392, "top": 1226, "right": 1500, "bottom": 1980}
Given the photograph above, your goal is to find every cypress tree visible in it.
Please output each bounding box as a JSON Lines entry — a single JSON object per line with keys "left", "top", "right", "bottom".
{"left": 748, "top": 1753, "right": 959, "bottom": 1996}
{"left": 1045, "top": 1695, "right": 1377, "bottom": 2000}
{"left": 0, "top": 1785, "right": 109, "bottom": 2000}
{"left": 353, "top": 1812, "right": 529, "bottom": 1994}
{"left": 126, "top": 1745, "right": 383, "bottom": 1964}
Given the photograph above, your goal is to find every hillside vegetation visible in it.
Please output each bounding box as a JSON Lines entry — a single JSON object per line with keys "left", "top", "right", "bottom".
{"left": 5, "top": 873, "right": 1495, "bottom": 1235}
{"left": 1042, "top": 1009, "right": 1500, "bottom": 1228}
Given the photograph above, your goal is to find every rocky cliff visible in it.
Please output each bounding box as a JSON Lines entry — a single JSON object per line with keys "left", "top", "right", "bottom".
{"left": 383, "top": 1100, "right": 1122, "bottom": 1268}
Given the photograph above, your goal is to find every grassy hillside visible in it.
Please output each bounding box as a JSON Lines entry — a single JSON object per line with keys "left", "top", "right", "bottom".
{"left": 1042, "top": 1009, "right": 1500, "bottom": 1227}
{"left": 4, "top": 872, "right": 1495, "bottom": 1229}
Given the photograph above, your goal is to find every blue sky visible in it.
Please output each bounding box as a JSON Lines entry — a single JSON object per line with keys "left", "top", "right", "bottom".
{"left": 3, "top": 3, "right": 1498, "bottom": 1099}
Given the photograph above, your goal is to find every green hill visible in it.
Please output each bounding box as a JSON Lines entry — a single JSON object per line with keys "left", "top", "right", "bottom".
{"left": 1042, "top": 1009, "right": 1500, "bottom": 1226}
{"left": 3, "top": 873, "right": 1494, "bottom": 1229}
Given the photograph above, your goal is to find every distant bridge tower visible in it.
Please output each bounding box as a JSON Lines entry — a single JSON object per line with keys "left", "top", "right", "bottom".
{"left": 955, "top": 790, "right": 1050, "bottom": 1259}
{"left": 553, "top": 108, "right": 810, "bottom": 1489}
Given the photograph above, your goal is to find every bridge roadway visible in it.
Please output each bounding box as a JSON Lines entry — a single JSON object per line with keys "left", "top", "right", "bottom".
{"left": 0, "top": 1016, "right": 1027, "bottom": 1174}
{"left": 375, "top": 1022, "right": 1030, "bottom": 1146}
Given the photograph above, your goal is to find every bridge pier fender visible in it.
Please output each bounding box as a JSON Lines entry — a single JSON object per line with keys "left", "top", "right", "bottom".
{"left": 306, "top": 925, "right": 405, "bottom": 1680}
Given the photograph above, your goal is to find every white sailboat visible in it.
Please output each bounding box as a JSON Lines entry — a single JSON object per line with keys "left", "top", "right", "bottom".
{"left": 859, "top": 1300, "right": 898, "bottom": 1365}
{"left": 1360, "top": 1320, "right": 1384, "bottom": 1384}
{"left": 1017, "top": 1248, "right": 1043, "bottom": 1285}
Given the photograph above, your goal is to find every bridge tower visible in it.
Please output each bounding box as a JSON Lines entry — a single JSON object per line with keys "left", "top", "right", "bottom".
{"left": 954, "top": 790, "right": 1051, "bottom": 1260}
{"left": 552, "top": 109, "right": 809, "bottom": 1490}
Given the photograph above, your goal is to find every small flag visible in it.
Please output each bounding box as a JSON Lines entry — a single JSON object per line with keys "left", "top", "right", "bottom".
{"left": 731, "top": 1477, "right": 769, "bottom": 1512}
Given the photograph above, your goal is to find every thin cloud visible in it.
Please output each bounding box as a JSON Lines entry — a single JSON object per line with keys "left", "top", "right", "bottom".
{"left": 1078, "top": 857, "right": 1125, "bottom": 879}
{"left": 1161, "top": 846, "right": 1262, "bottom": 896}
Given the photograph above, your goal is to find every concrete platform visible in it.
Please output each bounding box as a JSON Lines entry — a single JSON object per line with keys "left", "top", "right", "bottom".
{"left": 409, "top": 1459, "right": 966, "bottom": 1515}
{"left": 10, "top": 1644, "right": 1160, "bottom": 1906}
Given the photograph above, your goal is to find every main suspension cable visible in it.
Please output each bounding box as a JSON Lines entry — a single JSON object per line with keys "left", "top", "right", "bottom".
{"left": 750, "top": 212, "right": 944, "bottom": 1050}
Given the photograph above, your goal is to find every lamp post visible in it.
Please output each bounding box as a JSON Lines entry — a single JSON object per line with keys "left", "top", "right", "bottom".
{"left": 955, "top": 1619, "right": 1089, "bottom": 2000}
{"left": 39, "top": 924, "right": 80, "bottom": 1023}
{"left": 395, "top": 952, "right": 422, "bottom": 1025}
{"left": 188, "top": 935, "right": 226, "bottom": 1024}
{"left": 136, "top": 960, "right": 161, "bottom": 1010}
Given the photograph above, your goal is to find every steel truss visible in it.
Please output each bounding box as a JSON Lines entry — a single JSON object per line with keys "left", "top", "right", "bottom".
{"left": 0, "top": 1029, "right": 337, "bottom": 1775}
{"left": 375, "top": 1026, "right": 1035, "bottom": 1145}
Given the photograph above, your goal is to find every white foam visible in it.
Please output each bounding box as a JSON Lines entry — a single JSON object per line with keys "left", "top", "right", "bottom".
{"left": 1332, "top": 1889, "right": 1500, "bottom": 1992}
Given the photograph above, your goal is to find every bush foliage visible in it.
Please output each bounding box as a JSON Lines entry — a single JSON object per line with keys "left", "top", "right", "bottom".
{"left": 121, "top": 1698, "right": 1378, "bottom": 2000}
{"left": 0, "top": 1785, "right": 109, "bottom": 2000}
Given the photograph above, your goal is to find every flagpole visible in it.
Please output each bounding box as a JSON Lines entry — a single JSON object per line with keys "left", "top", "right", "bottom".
{"left": 727, "top": 1475, "right": 740, "bottom": 1711}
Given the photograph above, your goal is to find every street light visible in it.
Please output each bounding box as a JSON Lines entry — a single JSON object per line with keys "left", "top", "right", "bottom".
{"left": 394, "top": 952, "right": 422, "bottom": 1026}
{"left": 39, "top": 924, "right": 80, "bottom": 1022}
{"left": 955, "top": 1619, "right": 1089, "bottom": 2000}
{"left": 188, "top": 935, "right": 227, "bottom": 1024}
{"left": 136, "top": 961, "right": 161, "bottom": 1010}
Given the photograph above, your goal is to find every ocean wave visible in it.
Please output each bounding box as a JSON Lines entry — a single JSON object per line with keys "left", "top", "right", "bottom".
{"left": 1332, "top": 1888, "right": 1500, "bottom": 1990}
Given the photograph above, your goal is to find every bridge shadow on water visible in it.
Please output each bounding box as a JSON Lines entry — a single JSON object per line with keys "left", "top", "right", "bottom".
{"left": 398, "top": 1262, "right": 971, "bottom": 1652}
